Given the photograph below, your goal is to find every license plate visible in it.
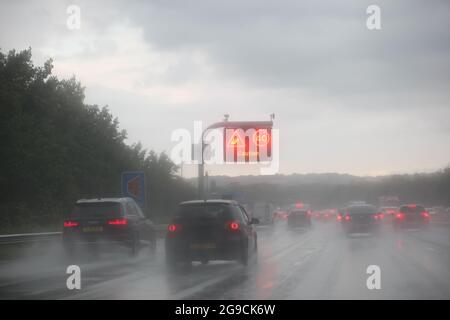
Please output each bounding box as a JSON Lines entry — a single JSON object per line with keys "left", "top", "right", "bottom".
{"left": 190, "top": 243, "right": 216, "bottom": 250}
{"left": 82, "top": 226, "right": 103, "bottom": 233}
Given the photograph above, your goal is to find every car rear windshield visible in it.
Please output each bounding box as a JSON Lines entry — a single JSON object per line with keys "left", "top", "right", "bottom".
{"left": 347, "top": 206, "right": 377, "bottom": 215}
{"left": 70, "top": 202, "right": 122, "bottom": 218}
{"left": 400, "top": 205, "right": 425, "bottom": 214}
{"left": 177, "top": 203, "right": 238, "bottom": 221}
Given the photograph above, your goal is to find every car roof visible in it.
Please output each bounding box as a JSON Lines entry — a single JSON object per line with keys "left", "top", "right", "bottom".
{"left": 76, "top": 197, "right": 133, "bottom": 204}
{"left": 347, "top": 205, "right": 376, "bottom": 209}
{"left": 399, "top": 204, "right": 425, "bottom": 208}
{"left": 180, "top": 199, "right": 239, "bottom": 206}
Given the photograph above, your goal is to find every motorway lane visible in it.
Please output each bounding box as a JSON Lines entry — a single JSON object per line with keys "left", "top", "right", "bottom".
{"left": 0, "top": 222, "right": 450, "bottom": 299}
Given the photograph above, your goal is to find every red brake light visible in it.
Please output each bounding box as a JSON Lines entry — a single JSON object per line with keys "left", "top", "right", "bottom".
{"left": 168, "top": 224, "right": 183, "bottom": 232}
{"left": 421, "top": 211, "right": 430, "bottom": 218}
{"left": 228, "top": 221, "right": 240, "bottom": 231}
{"left": 373, "top": 213, "right": 384, "bottom": 220}
{"left": 63, "top": 221, "right": 79, "bottom": 228}
{"left": 337, "top": 214, "right": 342, "bottom": 221}
{"left": 396, "top": 213, "right": 405, "bottom": 219}
{"left": 344, "top": 215, "right": 351, "bottom": 221}
{"left": 108, "top": 218, "right": 128, "bottom": 226}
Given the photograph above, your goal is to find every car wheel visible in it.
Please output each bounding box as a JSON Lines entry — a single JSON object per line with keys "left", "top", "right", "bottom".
{"left": 240, "top": 244, "right": 249, "bottom": 266}
{"left": 130, "top": 234, "right": 140, "bottom": 257}
{"left": 252, "top": 240, "right": 258, "bottom": 264}
{"left": 149, "top": 236, "right": 156, "bottom": 257}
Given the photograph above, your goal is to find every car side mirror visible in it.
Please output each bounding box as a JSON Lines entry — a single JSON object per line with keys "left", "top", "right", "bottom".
{"left": 251, "top": 218, "right": 260, "bottom": 225}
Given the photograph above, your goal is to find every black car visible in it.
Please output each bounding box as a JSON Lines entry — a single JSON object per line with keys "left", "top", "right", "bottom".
{"left": 341, "top": 205, "right": 382, "bottom": 235}
{"left": 393, "top": 204, "right": 430, "bottom": 230}
{"left": 165, "top": 200, "right": 259, "bottom": 267}
{"left": 63, "top": 197, "right": 156, "bottom": 256}
{"left": 287, "top": 209, "right": 312, "bottom": 229}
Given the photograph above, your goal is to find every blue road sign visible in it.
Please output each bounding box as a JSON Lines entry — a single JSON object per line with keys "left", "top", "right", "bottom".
{"left": 121, "top": 171, "right": 146, "bottom": 209}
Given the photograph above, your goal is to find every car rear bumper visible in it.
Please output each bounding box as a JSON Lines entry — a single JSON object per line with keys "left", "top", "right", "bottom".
{"left": 344, "top": 223, "right": 380, "bottom": 233}
{"left": 63, "top": 232, "right": 134, "bottom": 246}
{"left": 288, "top": 221, "right": 311, "bottom": 228}
{"left": 165, "top": 237, "right": 243, "bottom": 262}
{"left": 394, "top": 220, "right": 429, "bottom": 228}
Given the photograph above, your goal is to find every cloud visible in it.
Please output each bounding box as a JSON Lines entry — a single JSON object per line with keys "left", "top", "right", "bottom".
{"left": 1, "top": 0, "right": 449, "bottom": 175}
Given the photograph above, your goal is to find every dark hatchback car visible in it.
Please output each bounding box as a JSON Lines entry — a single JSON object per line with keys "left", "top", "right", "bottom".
{"left": 393, "top": 204, "right": 430, "bottom": 230}
{"left": 341, "top": 205, "right": 383, "bottom": 235}
{"left": 63, "top": 198, "right": 156, "bottom": 256}
{"left": 287, "top": 209, "right": 312, "bottom": 229}
{"left": 165, "top": 200, "right": 259, "bottom": 267}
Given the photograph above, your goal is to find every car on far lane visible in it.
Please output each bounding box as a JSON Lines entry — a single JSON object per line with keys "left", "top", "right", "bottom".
{"left": 393, "top": 204, "right": 430, "bottom": 230}
{"left": 251, "top": 202, "right": 275, "bottom": 225}
{"left": 165, "top": 200, "right": 259, "bottom": 268}
{"left": 287, "top": 209, "right": 312, "bottom": 229}
{"left": 380, "top": 207, "right": 398, "bottom": 217}
{"left": 273, "top": 209, "right": 288, "bottom": 222}
{"left": 336, "top": 208, "right": 347, "bottom": 222}
{"left": 341, "top": 205, "right": 383, "bottom": 235}
{"left": 316, "top": 209, "right": 335, "bottom": 222}
{"left": 380, "top": 206, "right": 397, "bottom": 224}
{"left": 431, "top": 206, "right": 446, "bottom": 215}
{"left": 62, "top": 197, "right": 156, "bottom": 256}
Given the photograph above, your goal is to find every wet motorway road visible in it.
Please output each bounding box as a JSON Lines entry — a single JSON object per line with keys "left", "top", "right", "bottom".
{"left": 1, "top": 222, "right": 450, "bottom": 299}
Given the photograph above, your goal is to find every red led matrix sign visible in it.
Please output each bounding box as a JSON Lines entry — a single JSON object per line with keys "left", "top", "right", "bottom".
{"left": 223, "top": 128, "right": 272, "bottom": 163}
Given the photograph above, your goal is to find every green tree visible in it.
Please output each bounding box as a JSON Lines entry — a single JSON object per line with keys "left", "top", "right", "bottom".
{"left": 0, "top": 48, "right": 195, "bottom": 232}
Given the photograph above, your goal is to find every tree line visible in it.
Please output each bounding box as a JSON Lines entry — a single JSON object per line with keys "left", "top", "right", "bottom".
{"left": 0, "top": 48, "right": 195, "bottom": 232}
{"left": 212, "top": 168, "right": 450, "bottom": 210}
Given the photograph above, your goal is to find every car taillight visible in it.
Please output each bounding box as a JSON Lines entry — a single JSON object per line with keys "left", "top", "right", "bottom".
{"left": 421, "top": 211, "right": 430, "bottom": 218}
{"left": 227, "top": 221, "right": 240, "bottom": 231}
{"left": 373, "top": 213, "right": 384, "bottom": 220}
{"left": 396, "top": 213, "right": 405, "bottom": 219}
{"left": 63, "top": 221, "right": 79, "bottom": 228}
{"left": 337, "top": 214, "right": 342, "bottom": 221}
{"left": 344, "top": 215, "right": 351, "bottom": 221}
{"left": 167, "top": 224, "right": 180, "bottom": 232}
{"left": 108, "top": 218, "right": 128, "bottom": 226}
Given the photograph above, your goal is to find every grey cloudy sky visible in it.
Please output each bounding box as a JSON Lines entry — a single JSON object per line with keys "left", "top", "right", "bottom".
{"left": 1, "top": 0, "right": 449, "bottom": 177}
